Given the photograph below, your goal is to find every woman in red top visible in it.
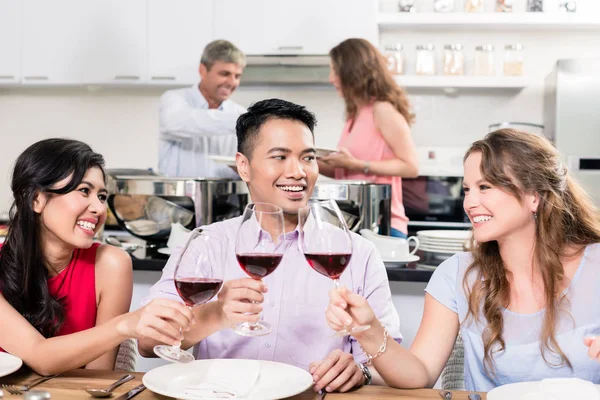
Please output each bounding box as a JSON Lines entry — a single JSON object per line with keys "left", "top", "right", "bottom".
{"left": 318, "top": 38, "right": 419, "bottom": 237}
{"left": 0, "top": 138, "right": 193, "bottom": 375}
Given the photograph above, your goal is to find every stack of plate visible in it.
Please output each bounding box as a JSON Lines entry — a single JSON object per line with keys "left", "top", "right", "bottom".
{"left": 417, "top": 230, "right": 472, "bottom": 254}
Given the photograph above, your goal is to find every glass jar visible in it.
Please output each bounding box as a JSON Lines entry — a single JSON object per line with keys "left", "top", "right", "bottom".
{"left": 503, "top": 44, "right": 524, "bottom": 76}
{"left": 398, "top": 0, "right": 416, "bottom": 12}
{"left": 496, "top": 0, "right": 514, "bottom": 12}
{"left": 474, "top": 45, "right": 496, "bottom": 76}
{"left": 434, "top": 0, "right": 454, "bottom": 12}
{"left": 527, "top": 0, "right": 543, "bottom": 11}
{"left": 465, "top": 0, "right": 484, "bottom": 12}
{"left": 416, "top": 44, "right": 436, "bottom": 76}
{"left": 384, "top": 44, "right": 404, "bottom": 75}
{"left": 443, "top": 44, "right": 464, "bottom": 76}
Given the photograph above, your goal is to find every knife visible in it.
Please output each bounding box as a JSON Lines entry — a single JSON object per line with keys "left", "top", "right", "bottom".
{"left": 114, "top": 384, "right": 146, "bottom": 400}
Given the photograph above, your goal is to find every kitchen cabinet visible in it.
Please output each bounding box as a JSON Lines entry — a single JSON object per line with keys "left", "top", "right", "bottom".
{"left": 213, "top": 0, "right": 377, "bottom": 55}
{"left": 21, "top": 0, "right": 86, "bottom": 84}
{"left": 147, "top": 0, "right": 213, "bottom": 85}
{"left": 0, "top": 0, "right": 21, "bottom": 84}
{"left": 80, "top": 0, "right": 147, "bottom": 84}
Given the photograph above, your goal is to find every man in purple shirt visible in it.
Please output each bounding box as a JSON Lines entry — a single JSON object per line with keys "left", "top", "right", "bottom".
{"left": 138, "top": 98, "right": 401, "bottom": 393}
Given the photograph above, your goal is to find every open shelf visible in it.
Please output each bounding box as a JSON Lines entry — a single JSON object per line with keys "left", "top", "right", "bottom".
{"left": 378, "top": 12, "right": 600, "bottom": 30}
{"left": 395, "top": 75, "right": 532, "bottom": 91}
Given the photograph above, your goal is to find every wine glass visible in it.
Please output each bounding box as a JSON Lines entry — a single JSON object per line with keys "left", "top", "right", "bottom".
{"left": 234, "top": 202, "right": 287, "bottom": 336}
{"left": 154, "top": 228, "right": 228, "bottom": 363}
{"left": 298, "top": 199, "right": 370, "bottom": 336}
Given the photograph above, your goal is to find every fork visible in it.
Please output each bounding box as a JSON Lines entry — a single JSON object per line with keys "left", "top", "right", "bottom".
{"left": 2, "top": 374, "right": 59, "bottom": 395}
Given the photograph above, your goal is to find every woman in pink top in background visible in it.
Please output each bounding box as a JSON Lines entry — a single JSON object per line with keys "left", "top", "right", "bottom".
{"left": 318, "top": 38, "right": 418, "bottom": 238}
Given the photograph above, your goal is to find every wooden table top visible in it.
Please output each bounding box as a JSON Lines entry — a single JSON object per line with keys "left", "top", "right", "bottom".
{"left": 0, "top": 369, "right": 486, "bottom": 399}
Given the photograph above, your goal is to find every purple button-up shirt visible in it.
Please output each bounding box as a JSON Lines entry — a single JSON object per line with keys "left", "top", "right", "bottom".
{"left": 142, "top": 216, "right": 402, "bottom": 370}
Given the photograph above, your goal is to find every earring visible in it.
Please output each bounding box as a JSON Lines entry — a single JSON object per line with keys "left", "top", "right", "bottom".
{"left": 533, "top": 212, "right": 537, "bottom": 220}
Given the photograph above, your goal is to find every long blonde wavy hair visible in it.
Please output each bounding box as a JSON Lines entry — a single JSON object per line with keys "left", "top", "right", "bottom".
{"left": 329, "top": 38, "right": 415, "bottom": 125}
{"left": 463, "top": 129, "right": 600, "bottom": 376}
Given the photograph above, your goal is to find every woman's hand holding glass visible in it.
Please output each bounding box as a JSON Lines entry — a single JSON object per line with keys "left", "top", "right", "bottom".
{"left": 326, "top": 286, "right": 377, "bottom": 338}
{"left": 153, "top": 228, "right": 228, "bottom": 363}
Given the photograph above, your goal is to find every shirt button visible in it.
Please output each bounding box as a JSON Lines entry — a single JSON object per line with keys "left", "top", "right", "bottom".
{"left": 270, "top": 301, "right": 276, "bottom": 307}
{"left": 265, "top": 342, "right": 271, "bottom": 348}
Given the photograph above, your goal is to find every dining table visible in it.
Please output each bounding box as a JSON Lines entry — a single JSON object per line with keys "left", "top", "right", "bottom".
{"left": 0, "top": 368, "right": 487, "bottom": 399}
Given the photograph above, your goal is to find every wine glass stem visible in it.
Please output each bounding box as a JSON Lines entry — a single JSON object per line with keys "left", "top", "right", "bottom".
{"left": 171, "top": 305, "right": 191, "bottom": 354}
{"left": 334, "top": 278, "right": 341, "bottom": 291}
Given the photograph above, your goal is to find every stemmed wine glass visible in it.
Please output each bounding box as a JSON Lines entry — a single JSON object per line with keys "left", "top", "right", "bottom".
{"left": 154, "top": 228, "right": 228, "bottom": 363}
{"left": 298, "top": 199, "right": 370, "bottom": 336}
{"left": 234, "top": 202, "right": 287, "bottom": 336}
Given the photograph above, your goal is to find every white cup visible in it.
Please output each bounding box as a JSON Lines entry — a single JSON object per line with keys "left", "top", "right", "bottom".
{"left": 167, "top": 222, "right": 191, "bottom": 250}
{"left": 360, "top": 229, "right": 420, "bottom": 260}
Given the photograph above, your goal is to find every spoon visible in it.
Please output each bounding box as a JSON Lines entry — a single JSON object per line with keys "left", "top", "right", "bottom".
{"left": 86, "top": 374, "right": 135, "bottom": 398}
{"left": 24, "top": 391, "right": 51, "bottom": 400}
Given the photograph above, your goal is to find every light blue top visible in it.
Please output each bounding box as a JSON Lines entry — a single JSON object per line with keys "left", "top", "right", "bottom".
{"left": 425, "top": 244, "right": 600, "bottom": 392}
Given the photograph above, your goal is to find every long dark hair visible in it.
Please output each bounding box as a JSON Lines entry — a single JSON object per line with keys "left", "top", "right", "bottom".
{"left": 463, "top": 129, "right": 600, "bottom": 375}
{"left": 329, "top": 38, "right": 415, "bottom": 125}
{"left": 0, "top": 138, "right": 105, "bottom": 337}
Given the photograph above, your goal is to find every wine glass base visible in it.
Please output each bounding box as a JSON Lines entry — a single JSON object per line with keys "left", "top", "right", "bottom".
{"left": 234, "top": 321, "right": 272, "bottom": 337}
{"left": 332, "top": 324, "right": 371, "bottom": 338}
{"left": 153, "top": 345, "right": 195, "bottom": 363}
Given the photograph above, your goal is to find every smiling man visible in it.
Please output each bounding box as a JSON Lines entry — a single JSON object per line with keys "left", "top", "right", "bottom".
{"left": 158, "top": 40, "right": 246, "bottom": 178}
{"left": 139, "top": 99, "right": 402, "bottom": 394}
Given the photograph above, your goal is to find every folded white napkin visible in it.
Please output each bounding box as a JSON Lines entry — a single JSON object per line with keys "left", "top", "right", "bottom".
{"left": 183, "top": 359, "right": 261, "bottom": 399}
{"left": 524, "top": 378, "right": 600, "bottom": 400}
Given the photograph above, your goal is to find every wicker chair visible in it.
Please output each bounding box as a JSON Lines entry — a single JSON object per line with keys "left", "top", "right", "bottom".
{"left": 441, "top": 334, "right": 466, "bottom": 390}
{"left": 114, "top": 338, "right": 137, "bottom": 372}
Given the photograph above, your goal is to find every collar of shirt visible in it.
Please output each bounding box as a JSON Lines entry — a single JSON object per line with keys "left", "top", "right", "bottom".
{"left": 191, "top": 84, "right": 225, "bottom": 111}
{"left": 239, "top": 215, "right": 300, "bottom": 252}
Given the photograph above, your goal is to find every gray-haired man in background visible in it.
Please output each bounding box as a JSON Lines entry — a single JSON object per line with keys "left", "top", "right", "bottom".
{"left": 158, "top": 40, "right": 246, "bottom": 178}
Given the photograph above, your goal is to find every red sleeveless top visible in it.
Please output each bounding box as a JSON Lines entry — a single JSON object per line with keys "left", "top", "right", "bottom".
{"left": 0, "top": 243, "right": 98, "bottom": 352}
{"left": 47, "top": 243, "right": 99, "bottom": 335}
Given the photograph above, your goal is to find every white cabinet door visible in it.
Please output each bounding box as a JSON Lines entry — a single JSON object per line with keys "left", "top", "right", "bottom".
{"left": 21, "top": 0, "right": 86, "bottom": 84}
{"left": 147, "top": 0, "right": 213, "bottom": 85}
{"left": 0, "top": 0, "right": 21, "bottom": 84}
{"left": 297, "top": 0, "right": 377, "bottom": 54}
{"left": 213, "top": 0, "right": 377, "bottom": 55}
{"left": 213, "top": 0, "right": 290, "bottom": 55}
{"left": 81, "top": 0, "right": 147, "bottom": 84}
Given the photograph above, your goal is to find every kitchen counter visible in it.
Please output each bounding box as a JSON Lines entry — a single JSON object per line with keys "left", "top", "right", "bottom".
{"left": 130, "top": 255, "right": 434, "bottom": 282}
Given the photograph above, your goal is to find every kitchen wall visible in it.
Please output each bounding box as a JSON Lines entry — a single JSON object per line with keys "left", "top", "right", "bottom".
{"left": 1, "top": 0, "right": 599, "bottom": 374}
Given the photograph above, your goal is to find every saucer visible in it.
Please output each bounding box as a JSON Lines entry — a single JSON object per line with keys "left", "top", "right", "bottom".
{"left": 157, "top": 247, "right": 172, "bottom": 255}
{"left": 382, "top": 254, "right": 420, "bottom": 264}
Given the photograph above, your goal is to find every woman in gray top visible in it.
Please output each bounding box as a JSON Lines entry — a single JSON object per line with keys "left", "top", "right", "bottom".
{"left": 323, "top": 128, "right": 600, "bottom": 392}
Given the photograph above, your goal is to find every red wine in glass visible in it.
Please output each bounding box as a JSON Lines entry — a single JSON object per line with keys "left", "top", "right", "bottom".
{"left": 304, "top": 252, "right": 352, "bottom": 280}
{"left": 175, "top": 278, "right": 224, "bottom": 306}
{"left": 236, "top": 253, "right": 283, "bottom": 280}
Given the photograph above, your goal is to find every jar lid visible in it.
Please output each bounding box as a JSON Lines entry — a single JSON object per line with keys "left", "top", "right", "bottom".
{"left": 416, "top": 44, "right": 435, "bottom": 50}
{"left": 444, "top": 44, "right": 463, "bottom": 50}
{"left": 475, "top": 45, "right": 494, "bottom": 52}
{"left": 384, "top": 44, "right": 403, "bottom": 51}
{"left": 505, "top": 44, "right": 524, "bottom": 50}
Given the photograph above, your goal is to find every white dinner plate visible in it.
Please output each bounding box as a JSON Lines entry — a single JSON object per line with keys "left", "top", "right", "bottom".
{"left": 418, "top": 241, "right": 465, "bottom": 250}
{"left": 157, "top": 247, "right": 172, "bottom": 255}
{"left": 0, "top": 353, "right": 22, "bottom": 378}
{"left": 416, "top": 230, "right": 472, "bottom": 240}
{"left": 487, "top": 380, "right": 600, "bottom": 400}
{"left": 419, "top": 245, "right": 462, "bottom": 254}
{"left": 382, "top": 254, "right": 420, "bottom": 264}
{"left": 208, "top": 155, "right": 237, "bottom": 167}
{"left": 315, "top": 148, "right": 336, "bottom": 158}
{"left": 143, "top": 359, "right": 313, "bottom": 400}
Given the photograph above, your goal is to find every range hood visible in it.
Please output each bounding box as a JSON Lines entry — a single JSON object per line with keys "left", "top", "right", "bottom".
{"left": 242, "top": 54, "right": 331, "bottom": 84}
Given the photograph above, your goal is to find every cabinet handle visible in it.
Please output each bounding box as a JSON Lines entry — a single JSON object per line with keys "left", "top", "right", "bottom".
{"left": 0, "top": 75, "right": 15, "bottom": 79}
{"left": 24, "top": 76, "right": 49, "bottom": 80}
{"left": 114, "top": 75, "right": 140, "bottom": 80}
{"left": 278, "top": 46, "right": 303, "bottom": 51}
{"left": 151, "top": 76, "right": 176, "bottom": 81}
